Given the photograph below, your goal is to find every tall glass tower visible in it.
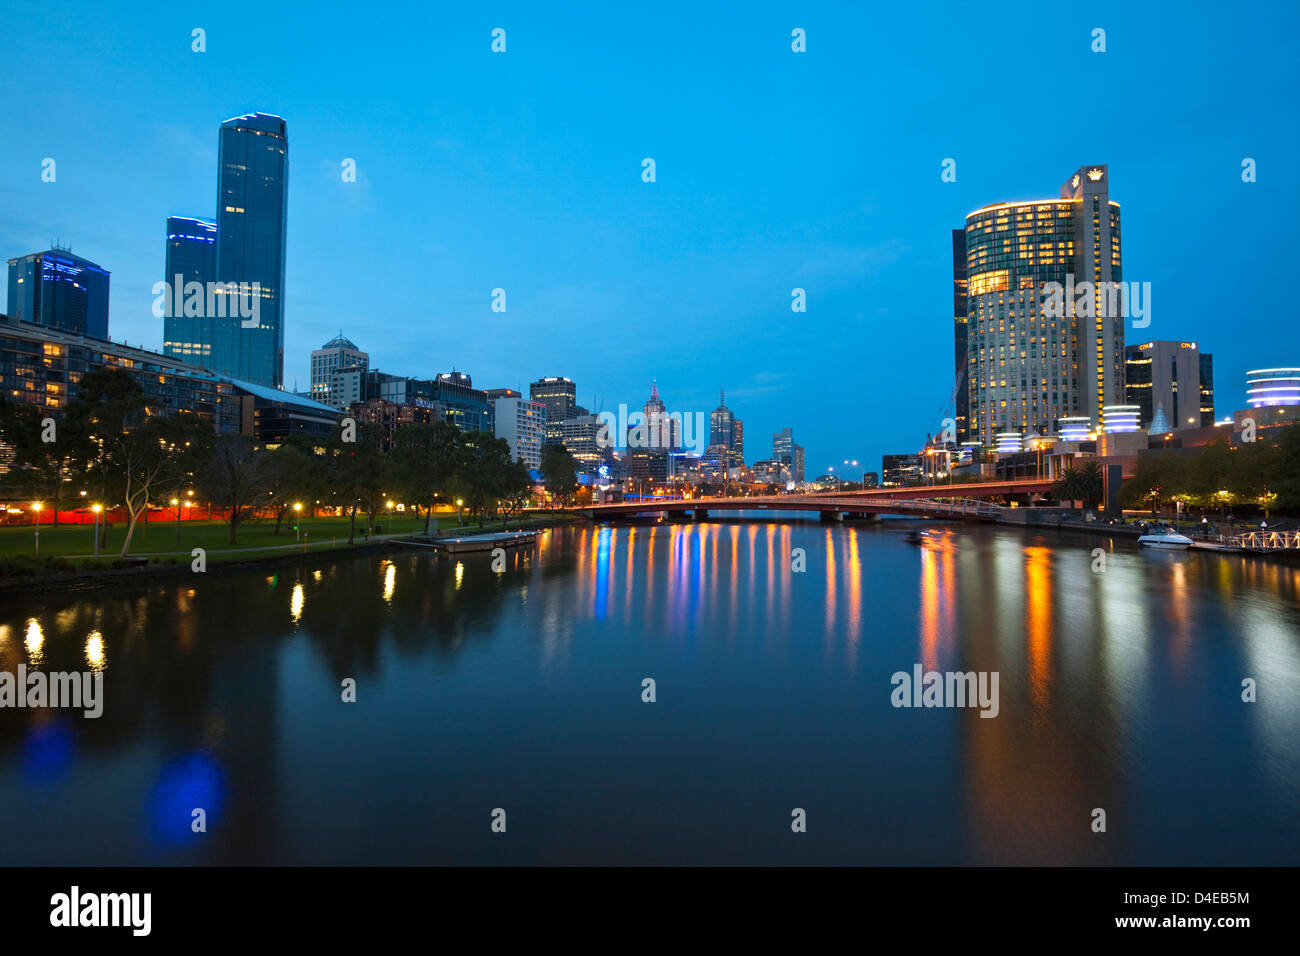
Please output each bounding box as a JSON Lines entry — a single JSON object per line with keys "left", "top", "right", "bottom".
{"left": 161, "top": 216, "right": 217, "bottom": 363}
{"left": 215, "top": 112, "right": 289, "bottom": 387}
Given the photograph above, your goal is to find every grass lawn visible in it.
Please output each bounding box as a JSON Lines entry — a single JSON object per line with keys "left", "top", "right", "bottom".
{"left": 0, "top": 511, "right": 567, "bottom": 567}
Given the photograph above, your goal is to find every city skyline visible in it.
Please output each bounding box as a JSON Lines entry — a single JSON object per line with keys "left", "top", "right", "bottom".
{"left": 2, "top": 2, "right": 1297, "bottom": 473}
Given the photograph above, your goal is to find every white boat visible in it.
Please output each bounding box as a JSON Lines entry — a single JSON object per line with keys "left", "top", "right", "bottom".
{"left": 1138, "top": 528, "right": 1194, "bottom": 550}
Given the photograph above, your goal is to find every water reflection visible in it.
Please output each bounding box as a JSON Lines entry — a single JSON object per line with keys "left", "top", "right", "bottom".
{"left": 0, "top": 522, "right": 1296, "bottom": 865}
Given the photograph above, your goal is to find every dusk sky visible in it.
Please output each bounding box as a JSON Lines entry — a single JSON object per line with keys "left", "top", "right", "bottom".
{"left": 3, "top": 0, "right": 1297, "bottom": 474}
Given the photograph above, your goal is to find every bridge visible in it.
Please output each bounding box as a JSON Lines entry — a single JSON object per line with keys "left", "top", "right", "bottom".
{"left": 566, "top": 479, "right": 1053, "bottom": 522}
{"left": 1227, "top": 530, "right": 1300, "bottom": 551}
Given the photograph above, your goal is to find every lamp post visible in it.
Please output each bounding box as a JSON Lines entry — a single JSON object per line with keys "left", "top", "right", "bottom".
{"left": 171, "top": 498, "right": 181, "bottom": 544}
{"left": 294, "top": 502, "right": 303, "bottom": 542}
{"left": 33, "top": 502, "right": 42, "bottom": 556}
{"left": 456, "top": 498, "right": 464, "bottom": 527}
{"left": 386, "top": 500, "right": 394, "bottom": 534}
{"left": 92, "top": 504, "right": 103, "bottom": 556}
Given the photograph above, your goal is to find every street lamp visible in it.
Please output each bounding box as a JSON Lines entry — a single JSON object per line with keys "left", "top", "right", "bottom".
{"left": 294, "top": 502, "right": 303, "bottom": 542}
{"left": 456, "top": 498, "right": 464, "bottom": 527}
{"left": 386, "top": 500, "right": 394, "bottom": 534}
{"left": 32, "top": 502, "right": 42, "bottom": 556}
{"left": 92, "top": 504, "right": 103, "bottom": 556}
{"left": 171, "top": 498, "right": 181, "bottom": 543}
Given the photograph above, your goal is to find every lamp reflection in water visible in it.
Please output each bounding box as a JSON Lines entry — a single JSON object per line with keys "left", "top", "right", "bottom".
{"left": 290, "top": 583, "right": 305, "bottom": 624}
{"left": 84, "top": 630, "right": 106, "bottom": 671}
{"left": 25, "top": 618, "right": 44, "bottom": 667}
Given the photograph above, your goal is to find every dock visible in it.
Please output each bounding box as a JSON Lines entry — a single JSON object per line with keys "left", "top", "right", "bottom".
{"left": 400, "top": 530, "right": 543, "bottom": 554}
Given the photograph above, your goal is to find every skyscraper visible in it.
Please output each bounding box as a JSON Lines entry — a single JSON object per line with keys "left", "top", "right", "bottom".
{"left": 951, "top": 228, "right": 969, "bottom": 442}
{"left": 772, "top": 427, "right": 804, "bottom": 483}
{"left": 709, "top": 388, "right": 744, "bottom": 466}
{"left": 530, "top": 376, "right": 577, "bottom": 445}
{"left": 215, "top": 112, "right": 289, "bottom": 388}
{"left": 310, "top": 332, "right": 368, "bottom": 403}
{"left": 161, "top": 216, "right": 217, "bottom": 362}
{"left": 959, "top": 165, "right": 1123, "bottom": 446}
{"left": 6, "top": 247, "right": 110, "bottom": 339}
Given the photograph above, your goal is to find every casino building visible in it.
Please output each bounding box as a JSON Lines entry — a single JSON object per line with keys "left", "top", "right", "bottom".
{"left": 955, "top": 165, "right": 1124, "bottom": 447}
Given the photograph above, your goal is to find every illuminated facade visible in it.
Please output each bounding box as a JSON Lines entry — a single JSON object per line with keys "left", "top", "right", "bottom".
{"left": 958, "top": 165, "right": 1123, "bottom": 446}
{"left": 1246, "top": 367, "right": 1300, "bottom": 408}
{"left": 161, "top": 217, "right": 217, "bottom": 363}
{"left": 310, "top": 332, "right": 368, "bottom": 402}
{"left": 6, "top": 248, "right": 110, "bottom": 339}
{"left": 529, "top": 376, "right": 577, "bottom": 445}
{"left": 1124, "top": 340, "right": 1214, "bottom": 431}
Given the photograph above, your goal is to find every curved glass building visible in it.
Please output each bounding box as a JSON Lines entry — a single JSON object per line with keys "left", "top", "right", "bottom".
{"left": 956, "top": 165, "right": 1124, "bottom": 447}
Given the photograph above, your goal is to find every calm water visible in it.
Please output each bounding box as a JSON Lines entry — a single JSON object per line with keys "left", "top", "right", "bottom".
{"left": 1, "top": 519, "right": 1298, "bottom": 865}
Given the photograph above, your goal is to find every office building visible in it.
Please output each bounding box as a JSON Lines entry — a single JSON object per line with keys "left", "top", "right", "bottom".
{"left": 709, "top": 389, "right": 745, "bottom": 466}
{"left": 959, "top": 164, "right": 1124, "bottom": 446}
{"left": 330, "top": 368, "right": 489, "bottom": 431}
{"left": 493, "top": 396, "right": 546, "bottom": 469}
{"left": 163, "top": 113, "right": 288, "bottom": 386}
{"left": 310, "top": 332, "right": 368, "bottom": 403}
{"left": 530, "top": 376, "right": 577, "bottom": 445}
{"left": 161, "top": 217, "right": 218, "bottom": 362}
{"left": 772, "top": 427, "right": 804, "bottom": 483}
{"left": 1124, "top": 340, "right": 1213, "bottom": 432}
{"left": 882, "top": 454, "right": 923, "bottom": 487}
{"left": 7, "top": 248, "right": 110, "bottom": 339}
{"left": 562, "top": 414, "right": 603, "bottom": 465}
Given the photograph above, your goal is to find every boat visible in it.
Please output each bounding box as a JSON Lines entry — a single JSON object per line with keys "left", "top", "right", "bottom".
{"left": 1138, "top": 528, "right": 1194, "bottom": 550}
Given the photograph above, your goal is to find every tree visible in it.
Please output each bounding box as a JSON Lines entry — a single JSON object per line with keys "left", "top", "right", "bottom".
{"left": 391, "top": 421, "right": 462, "bottom": 534}
{"left": 114, "top": 413, "right": 212, "bottom": 556}
{"left": 1272, "top": 424, "right": 1300, "bottom": 511}
{"left": 452, "top": 433, "right": 518, "bottom": 528}
{"left": 0, "top": 396, "right": 70, "bottom": 526}
{"left": 539, "top": 444, "right": 578, "bottom": 505}
{"left": 198, "top": 434, "right": 272, "bottom": 545}
{"left": 264, "top": 435, "right": 322, "bottom": 534}
{"left": 325, "top": 421, "right": 385, "bottom": 544}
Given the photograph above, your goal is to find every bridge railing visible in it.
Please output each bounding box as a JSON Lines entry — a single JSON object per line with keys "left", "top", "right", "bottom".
{"left": 1228, "top": 530, "right": 1300, "bottom": 551}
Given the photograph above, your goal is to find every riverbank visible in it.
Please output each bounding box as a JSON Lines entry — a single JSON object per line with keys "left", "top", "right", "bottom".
{"left": 0, "top": 513, "right": 578, "bottom": 594}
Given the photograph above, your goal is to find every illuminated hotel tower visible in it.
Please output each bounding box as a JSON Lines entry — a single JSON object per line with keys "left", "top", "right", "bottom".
{"left": 957, "top": 165, "right": 1123, "bottom": 446}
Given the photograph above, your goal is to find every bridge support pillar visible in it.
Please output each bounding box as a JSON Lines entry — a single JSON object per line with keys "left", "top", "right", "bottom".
{"left": 819, "top": 511, "right": 844, "bottom": 523}
{"left": 692, "top": 509, "right": 709, "bottom": 521}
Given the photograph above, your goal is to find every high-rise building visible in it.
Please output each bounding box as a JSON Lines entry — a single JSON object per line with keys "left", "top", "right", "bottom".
{"left": 952, "top": 228, "right": 969, "bottom": 442}
{"left": 530, "top": 376, "right": 577, "bottom": 444}
{"left": 6, "top": 248, "right": 110, "bottom": 339}
{"left": 709, "top": 388, "right": 744, "bottom": 466}
{"left": 493, "top": 396, "right": 546, "bottom": 469}
{"left": 959, "top": 165, "right": 1123, "bottom": 446}
{"left": 562, "top": 414, "right": 603, "bottom": 465}
{"left": 161, "top": 217, "right": 218, "bottom": 362}
{"left": 772, "top": 427, "right": 804, "bottom": 483}
{"left": 161, "top": 113, "right": 288, "bottom": 385}
{"left": 641, "top": 380, "right": 680, "bottom": 449}
{"left": 1124, "top": 341, "right": 1213, "bottom": 431}
{"left": 191, "top": 112, "right": 289, "bottom": 388}
{"left": 310, "top": 332, "right": 368, "bottom": 403}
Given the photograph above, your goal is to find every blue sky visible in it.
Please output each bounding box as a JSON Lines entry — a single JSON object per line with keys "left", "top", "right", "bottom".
{"left": 3, "top": 0, "right": 1297, "bottom": 475}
